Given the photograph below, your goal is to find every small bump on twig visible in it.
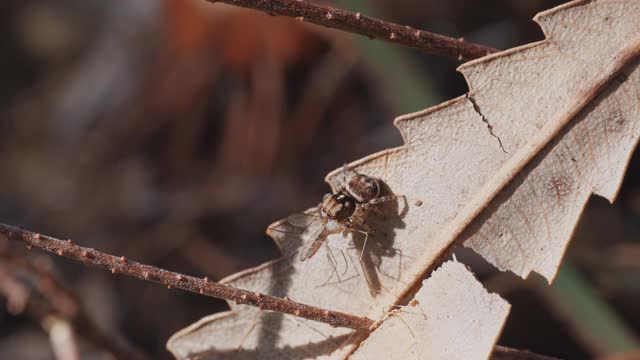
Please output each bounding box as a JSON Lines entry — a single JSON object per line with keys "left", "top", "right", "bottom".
{"left": 209, "top": 0, "right": 497, "bottom": 61}
{"left": 0, "top": 223, "right": 376, "bottom": 331}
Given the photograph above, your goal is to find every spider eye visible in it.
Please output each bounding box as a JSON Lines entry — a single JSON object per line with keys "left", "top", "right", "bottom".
{"left": 368, "top": 179, "right": 380, "bottom": 197}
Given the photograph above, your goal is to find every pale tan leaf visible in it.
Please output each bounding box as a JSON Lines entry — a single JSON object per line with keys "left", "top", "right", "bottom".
{"left": 168, "top": 1, "right": 640, "bottom": 358}
{"left": 349, "top": 260, "right": 510, "bottom": 360}
{"left": 167, "top": 307, "right": 358, "bottom": 359}
{"left": 168, "top": 217, "right": 373, "bottom": 359}
{"left": 461, "top": 56, "right": 640, "bottom": 280}
{"left": 458, "top": 1, "right": 640, "bottom": 280}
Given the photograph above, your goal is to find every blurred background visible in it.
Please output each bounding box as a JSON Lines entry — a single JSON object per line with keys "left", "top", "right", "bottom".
{"left": 0, "top": 0, "right": 638, "bottom": 358}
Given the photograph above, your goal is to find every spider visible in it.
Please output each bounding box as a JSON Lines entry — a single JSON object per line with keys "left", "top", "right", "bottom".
{"left": 287, "top": 168, "right": 406, "bottom": 262}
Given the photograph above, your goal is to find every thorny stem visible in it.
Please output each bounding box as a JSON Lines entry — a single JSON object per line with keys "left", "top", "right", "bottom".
{"left": 0, "top": 223, "right": 559, "bottom": 360}
{"left": 0, "top": 223, "right": 374, "bottom": 331}
{"left": 206, "top": 0, "right": 498, "bottom": 61}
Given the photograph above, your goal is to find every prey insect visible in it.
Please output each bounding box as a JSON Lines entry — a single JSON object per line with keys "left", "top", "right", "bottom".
{"left": 287, "top": 168, "right": 402, "bottom": 262}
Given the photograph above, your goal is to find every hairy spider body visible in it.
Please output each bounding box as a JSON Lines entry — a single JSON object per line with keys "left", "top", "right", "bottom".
{"left": 281, "top": 171, "right": 405, "bottom": 263}
{"left": 320, "top": 173, "right": 381, "bottom": 221}
{"left": 345, "top": 174, "right": 380, "bottom": 204}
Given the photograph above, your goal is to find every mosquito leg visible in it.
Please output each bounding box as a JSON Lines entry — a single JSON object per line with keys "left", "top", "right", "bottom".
{"left": 316, "top": 241, "right": 351, "bottom": 288}
{"left": 359, "top": 231, "right": 369, "bottom": 262}
{"left": 345, "top": 246, "right": 363, "bottom": 277}
{"left": 378, "top": 303, "right": 429, "bottom": 343}
{"left": 237, "top": 311, "right": 260, "bottom": 348}
{"left": 319, "top": 243, "right": 340, "bottom": 287}
{"left": 375, "top": 247, "right": 403, "bottom": 283}
{"left": 345, "top": 236, "right": 382, "bottom": 297}
{"left": 326, "top": 243, "right": 349, "bottom": 277}
{"left": 325, "top": 242, "right": 349, "bottom": 279}
{"left": 385, "top": 303, "right": 428, "bottom": 320}
{"left": 343, "top": 227, "right": 373, "bottom": 262}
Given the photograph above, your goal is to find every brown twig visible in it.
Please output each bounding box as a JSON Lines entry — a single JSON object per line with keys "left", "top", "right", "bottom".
{"left": 206, "top": 0, "right": 498, "bottom": 61}
{"left": 0, "top": 223, "right": 560, "bottom": 359}
{"left": 0, "top": 223, "right": 374, "bottom": 331}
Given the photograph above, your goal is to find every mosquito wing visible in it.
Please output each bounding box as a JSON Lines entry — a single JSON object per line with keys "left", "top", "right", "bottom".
{"left": 287, "top": 213, "right": 321, "bottom": 228}
{"left": 299, "top": 220, "right": 327, "bottom": 261}
{"left": 268, "top": 213, "right": 321, "bottom": 235}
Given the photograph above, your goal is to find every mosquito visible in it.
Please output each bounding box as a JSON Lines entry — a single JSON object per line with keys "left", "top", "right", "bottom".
{"left": 287, "top": 168, "right": 405, "bottom": 262}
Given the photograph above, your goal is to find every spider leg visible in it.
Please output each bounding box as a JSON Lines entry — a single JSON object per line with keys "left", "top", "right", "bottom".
{"left": 368, "top": 194, "right": 423, "bottom": 208}
{"left": 368, "top": 194, "right": 404, "bottom": 206}
{"left": 340, "top": 163, "right": 362, "bottom": 189}
{"left": 342, "top": 163, "right": 360, "bottom": 177}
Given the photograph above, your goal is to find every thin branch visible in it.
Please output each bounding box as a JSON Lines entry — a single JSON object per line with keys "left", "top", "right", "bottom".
{"left": 0, "top": 223, "right": 559, "bottom": 359}
{"left": 207, "top": 0, "right": 498, "bottom": 61}
{"left": 0, "top": 223, "right": 374, "bottom": 331}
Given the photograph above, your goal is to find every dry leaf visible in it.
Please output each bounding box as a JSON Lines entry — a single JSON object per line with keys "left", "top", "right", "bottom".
{"left": 350, "top": 260, "right": 510, "bottom": 360}
{"left": 168, "top": 1, "right": 640, "bottom": 358}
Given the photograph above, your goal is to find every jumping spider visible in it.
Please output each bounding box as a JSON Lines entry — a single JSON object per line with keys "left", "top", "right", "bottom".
{"left": 286, "top": 168, "right": 410, "bottom": 262}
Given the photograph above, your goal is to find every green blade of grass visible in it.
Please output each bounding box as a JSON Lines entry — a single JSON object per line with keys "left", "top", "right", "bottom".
{"left": 540, "top": 261, "right": 639, "bottom": 355}
{"left": 335, "top": 0, "right": 440, "bottom": 114}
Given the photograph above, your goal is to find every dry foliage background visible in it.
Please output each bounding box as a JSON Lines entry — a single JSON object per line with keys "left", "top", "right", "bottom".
{"left": 1, "top": 0, "right": 639, "bottom": 359}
